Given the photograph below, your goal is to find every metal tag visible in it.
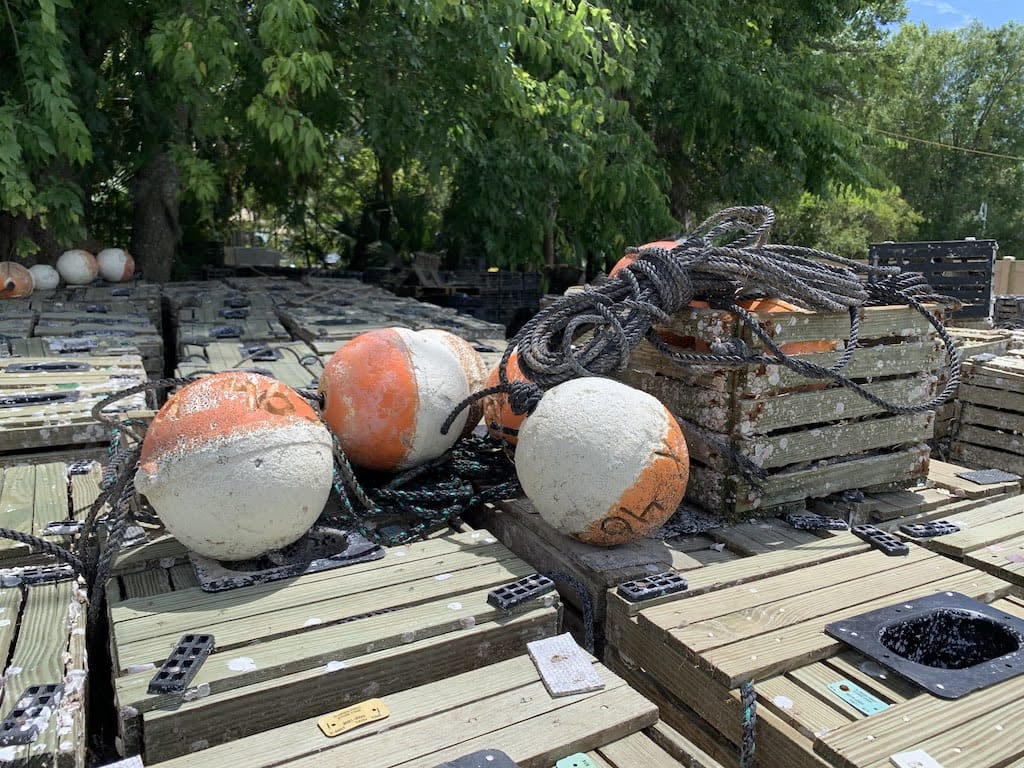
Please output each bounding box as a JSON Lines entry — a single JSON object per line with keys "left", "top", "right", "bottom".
{"left": 436, "top": 750, "right": 519, "bottom": 768}
{"left": 556, "top": 755, "right": 599, "bottom": 768}
{"left": 890, "top": 749, "right": 944, "bottom": 768}
{"left": 317, "top": 698, "right": 389, "bottom": 737}
{"left": 827, "top": 679, "right": 889, "bottom": 715}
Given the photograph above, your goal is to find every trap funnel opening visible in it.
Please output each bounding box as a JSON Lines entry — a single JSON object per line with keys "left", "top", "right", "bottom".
{"left": 825, "top": 591, "right": 1024, "bottom": 699}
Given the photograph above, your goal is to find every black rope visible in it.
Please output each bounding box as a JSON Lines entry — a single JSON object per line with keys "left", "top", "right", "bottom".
{"left": 740, "top": 680, "right": 757, "bottom": 768}
{"left": 449, "top": 205, "right": 962, "bottom": 485}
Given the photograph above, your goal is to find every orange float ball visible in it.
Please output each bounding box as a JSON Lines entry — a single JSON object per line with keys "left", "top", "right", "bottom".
{"left": 318, "top": 327, "right": 471, "bottom": 471}
{"left": 134, "top": 371, "right": 334, "bottom": 561}
{"left": 0, "top": 261, "right": 33, "bottom": 299}
{"left": 609, "top": 239, "right": 679, "bottom": 277}
{"left": 481, "top": 349, "right": 531, "bottom": 445}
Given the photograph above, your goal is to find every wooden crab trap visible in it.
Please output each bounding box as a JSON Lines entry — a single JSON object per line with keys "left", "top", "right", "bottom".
{"left": 616, "top": 303, "right": 950, "bottom": 520}
{"left": 603, "top": 531, "right": 1024, "bottom": 768}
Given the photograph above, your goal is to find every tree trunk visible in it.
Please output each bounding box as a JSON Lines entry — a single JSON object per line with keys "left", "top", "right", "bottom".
{"left": 378, "top": 157, "right": 394, "bottom": 244}
{"left": 130, "top": 151, "right": 180, "bottom": 282}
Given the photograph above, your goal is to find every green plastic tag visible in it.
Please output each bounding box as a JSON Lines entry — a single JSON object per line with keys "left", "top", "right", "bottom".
{"left": 828, "top": 679, "right": 889, "bottom": 715}
{"left": 556, "top": 754, "right": 599, "bottom": 768}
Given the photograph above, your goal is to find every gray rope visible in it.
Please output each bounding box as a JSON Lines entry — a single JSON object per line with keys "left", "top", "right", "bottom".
{"left": 740, "top": 680, "right": 757, "bottom": 768}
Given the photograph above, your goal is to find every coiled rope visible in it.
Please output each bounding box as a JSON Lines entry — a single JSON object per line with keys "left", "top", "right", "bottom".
{"left": 445, "top": 206, "right": 962, "bottom": 479}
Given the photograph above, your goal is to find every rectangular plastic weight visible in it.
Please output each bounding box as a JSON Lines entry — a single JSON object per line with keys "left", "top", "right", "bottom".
{"left": 852, "top": 524, "right": 909, "bottom": 556}
{"left": 147, "top": 633, "right": 215, "bottom": 694}
{"left": 784, "top": 513, "right": 849, "bottom": 531}
{"left": 0, "top": 684, "right": 63, "bottom": 745}
{"left": 487, "top": 574, "right": 555, "bottom": 611}
{"left": 898, "top": 520, "right": 960, "bottom": 538}
{"left": 436, "top": 750, "right": 520, "bottom": 768}
{"left": 616, "top": 571, "right": 688, "bottom": 602}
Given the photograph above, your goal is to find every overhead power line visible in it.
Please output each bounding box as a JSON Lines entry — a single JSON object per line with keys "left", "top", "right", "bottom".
{"left": 869, "top": 126, "right": 1024, "bottom": 162}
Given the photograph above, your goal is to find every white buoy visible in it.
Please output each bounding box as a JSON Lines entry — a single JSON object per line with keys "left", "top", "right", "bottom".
{"left": 134, "top": 372, "right": 334, "bottom": 561}
{"left": 96, "top": 247, "right": 135, "bottom": 282}
{"left": 56, "top": 249, "right": 98, "bottom": 285}
{"left": 419, "top": 329, "right": 487, "bottom": 437}
{"left": 515, "top": 377, "right": 690, "bottom": 546}
{"left": 28, "top": 264, "right": 60, "bottom": 290}
{"left": 319, "top": 327, "right": 471, "bottom": 471}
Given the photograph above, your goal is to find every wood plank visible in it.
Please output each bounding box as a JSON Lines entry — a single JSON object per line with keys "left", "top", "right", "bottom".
{"left": 129, "top": 614, "right": 565, "bottom": 765}
{"left": 0, "top": 465, "right": 35, "bottom": 558}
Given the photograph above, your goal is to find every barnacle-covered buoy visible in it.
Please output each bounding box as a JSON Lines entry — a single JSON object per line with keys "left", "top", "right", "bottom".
{"left": 134, "top": 371, "right": 334, "bottom": 561}
{"left": 56, "top": 249, "right": 98, "bottom": 285}
{"left": 96, "top": 247, "right": 135, "bottom": 282}
{"left": 318, "top": 327, "right": 471, "bottom": 471}
{"left": 28, "top": 264, "right": 60, "bottom": 291}
{"left": 515, "top": 377, "right": 689, "bottom": 547}
{"left": 481, "top": 349, "right": 530, "bottom": 445}
{"left": 0, "top": 261, "right": 33, "bottom": 299}
{"left": 419, "top": 329, "right": 487, "bottom": 437}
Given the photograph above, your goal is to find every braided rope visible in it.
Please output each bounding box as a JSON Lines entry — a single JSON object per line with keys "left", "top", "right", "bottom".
{"left": 740, "top": 680, "right": 757, "bottom": 768}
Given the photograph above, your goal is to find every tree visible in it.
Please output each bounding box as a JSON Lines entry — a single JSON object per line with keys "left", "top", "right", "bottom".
{"left": 861, "top": 22, "right": 1024, "bottom": 254}
{"left": 624, "top": 0, "right": 905, "bottom": 226}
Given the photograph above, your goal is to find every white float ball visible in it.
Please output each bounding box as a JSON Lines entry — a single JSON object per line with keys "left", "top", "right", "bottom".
{"left": 419, "top": 329, "right": 488, "bottom": 438}
{"left": 319, "top": 327, "right": 471, "bottom": 471}
{"left": 515, "top": 377, "right": 690, "bottom": 547}
{"left": 28, "top": 264, "right": 60, "bottom": 290}
{"left": 134, "top": 371, "right": 334, "bottom": 561}
{"left": 96, "top": 247, "right": 135, "bottom": 282}
{"left": 56, "top": 249, "right": 98, "bottom": 285}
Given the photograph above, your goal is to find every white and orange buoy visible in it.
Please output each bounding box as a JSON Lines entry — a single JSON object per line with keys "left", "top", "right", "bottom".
{"left": 609, "top": 239, "right": 679, "bottom": 277}
{"left": 515, "top": 377, "right": 689, "bottom": 546}
{"left": 481, "top": 349, "right": 530, "bottom": 445}
{"left": 419, "top": 329, "right": 487, "bottom": 437}
{"left": 96, "top": 247, "right": 135, "bottom": 282}
{"left": 0, "top": 261, "right": 34, "bottom": 299}
{"left": 134, "top": 371, "right": 334, "bottom": 561}
{"left": 319, "top": 327, "right": 471, "bottom": 472}
{"left": 28, "top": 264, "right": 60, "bottom": 291}
{"left": 56, "top": 249, "right": 98, "bottom": 285}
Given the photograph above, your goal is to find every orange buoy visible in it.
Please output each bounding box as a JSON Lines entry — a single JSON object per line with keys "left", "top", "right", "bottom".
{"left": 319, "top": 327, "right": 471, "bottom": 471}
{"left": 56, "top": 249, "right": 98, "bottom": 285}
{"left": 134, "top": 371, "right": 334, "bottom": 561}
{"left": 515, "top": 377, "right": 689, "bottom": 546}
{"left": 481, "top": 349, "right": 530, "bottom": 445}
{"left": 609, "top": 239, "right": 679, "bottom": 277}
{"left": 96, "top": 247, "right": 135, "bottom": 282}
{"left": 419, "top": 329, "right": 487, "bottom": 437}
{"left": 0, "top": 261, "right": 33, "bottom": 299}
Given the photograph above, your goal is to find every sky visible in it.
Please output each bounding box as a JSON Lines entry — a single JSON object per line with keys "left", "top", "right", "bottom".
{"left": 904, "top": 0, "right": 1023, "bottom": 30}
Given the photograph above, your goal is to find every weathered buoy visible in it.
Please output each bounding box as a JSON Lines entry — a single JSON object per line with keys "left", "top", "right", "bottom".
{"left": 134, "top": 371, "right": 334, "bottom": 561}
{"left": 609, "top": 239, "right": 678, "bottom": 277}
{"left": 319, "top": 327, "right": 471, "bottom": 471}
{"left": 0, "top": 261, "right": 33, "bottom": 299}
{"left": 481, "top": 349, "right": 530, "bottom": 445}
{"left": 515, "top": 377, "right": 689, "bottom": 546}
{"left": 419, "top": 329, "right": 488, "bottom": 437}
{"left": 28, "top": 264, "right": 60, "bottom": 291}
{"left": 56, "top": 249, "right": 98, "bottom": 285}
{"left": 96, "top": 247, "right": 135, "bottom": 282}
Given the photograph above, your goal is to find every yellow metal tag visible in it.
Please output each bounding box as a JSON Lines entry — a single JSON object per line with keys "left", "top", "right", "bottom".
{"left": 317, "top": 698, "right": 390, "bottom": 737}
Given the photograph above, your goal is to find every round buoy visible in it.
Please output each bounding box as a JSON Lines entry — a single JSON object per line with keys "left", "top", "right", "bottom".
{"left": 481, "top": 349, "right": 530, "bottom": 445}
{"left": 134, "top": 372, "right": 334, "bottom": 561}
{"left": 319, "top": 327, "right": 471, "bottom": 471}
{"left": 419, "top": 329, "right": 488, "bottom": 437}
{"left": 609, "top": 239, "right": 678, "bottom": 277}
{"left": 515, "top": 377, "right": 689, "bottom": 546}
{"left": 56, "top": 249, "right": 98, "bottom": 285}
{"left": 96, "top": 247, "right": 135, "bottom": 282}
{"left": 0, "top": 261, "right": 33, "bottom": 299}
{"left": 28, "top": 264, "right": 60, "bottom": 291}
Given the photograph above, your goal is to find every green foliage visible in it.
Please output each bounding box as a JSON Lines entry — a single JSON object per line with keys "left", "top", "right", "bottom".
{"left": 860, "top": 22, "right": 1024, "bottom": 254}
{"left": 772, "top": 186, "right": 923, "bottom": 260}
